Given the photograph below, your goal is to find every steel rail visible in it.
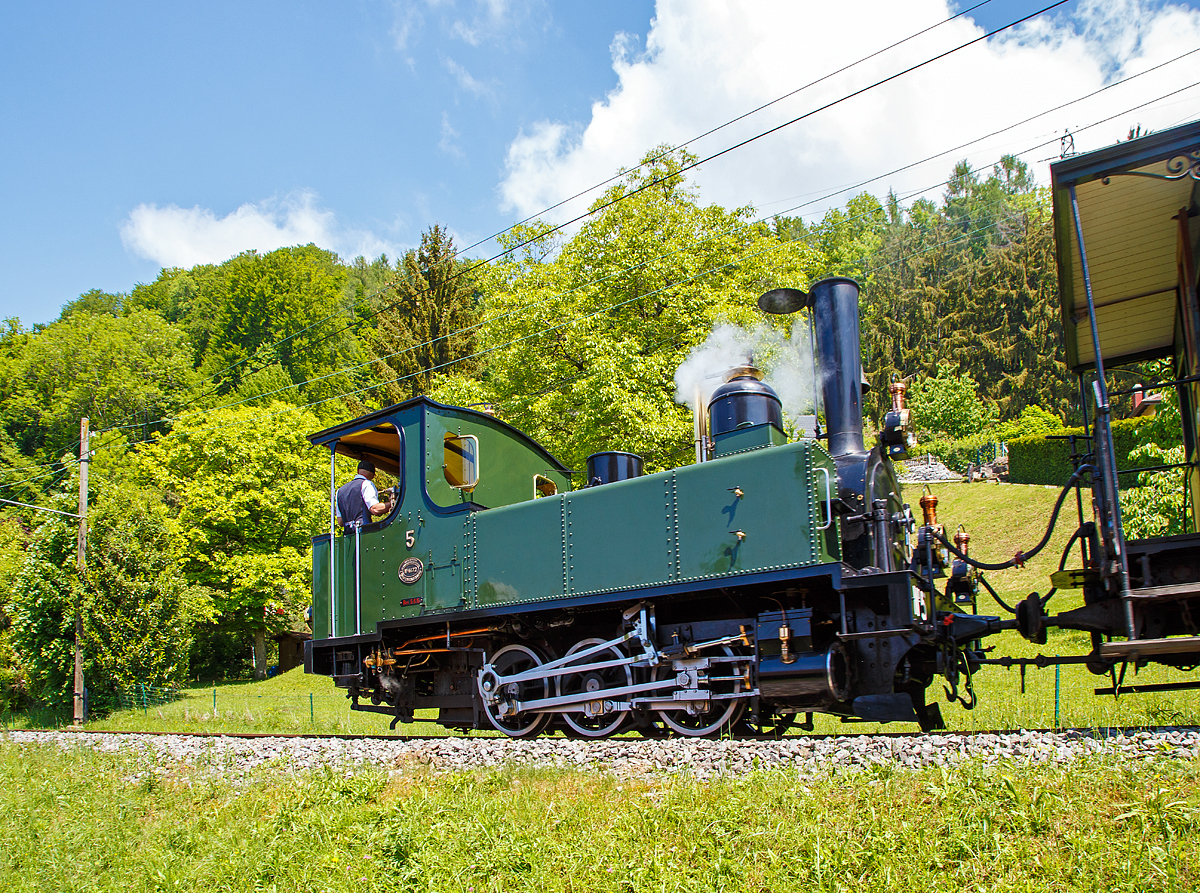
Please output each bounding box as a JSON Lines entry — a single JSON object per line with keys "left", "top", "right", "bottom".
{"left": 12, "top": 725, "right": 1198, "bottom": 742}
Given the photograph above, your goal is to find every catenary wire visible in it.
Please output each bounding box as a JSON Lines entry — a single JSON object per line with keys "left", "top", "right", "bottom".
{"left": 119, "top": 43, "right": 1200, "bottom": 437}
{"left": 107, "top": 0, "right": 1068, "bottom": 421}
{"left": 79, "top": 0, "right": 1006, "bottom": 441}
{"left": 75, "top": 74, "right": 1200, "bottom": 460}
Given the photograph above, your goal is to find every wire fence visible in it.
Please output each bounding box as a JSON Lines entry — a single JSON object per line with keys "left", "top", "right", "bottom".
{"left": 114, "top": 684, "right": 182, "bottom": 712}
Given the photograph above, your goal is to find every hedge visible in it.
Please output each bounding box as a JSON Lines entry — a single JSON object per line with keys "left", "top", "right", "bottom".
{"left": 1007, "top": 417, "right": 1156, "bottom": 486}
{"left": 919, "top": 433, "right": 1003, "bottom": 474}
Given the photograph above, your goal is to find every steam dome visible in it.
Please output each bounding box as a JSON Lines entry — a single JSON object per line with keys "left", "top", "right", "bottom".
{"left": 708, "top": 366, "right": 783, "bottom": 437}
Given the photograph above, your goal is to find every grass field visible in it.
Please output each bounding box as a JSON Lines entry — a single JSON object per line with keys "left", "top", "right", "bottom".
{"left": 0, "top": 742, "right": 1197, "bottom": 892}
{"left": 4, "top": 482, "right": 1197, "bottom": 737}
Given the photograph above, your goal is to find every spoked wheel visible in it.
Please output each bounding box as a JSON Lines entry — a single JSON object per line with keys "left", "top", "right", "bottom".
{"left": 652, "top": 644, "right": 748, "bottom": 737}
{"left": 478, "top": 644, "right": 552, "bottom": 738}
{"left": 557, "top": 637, "right": 631, "bottom": 739}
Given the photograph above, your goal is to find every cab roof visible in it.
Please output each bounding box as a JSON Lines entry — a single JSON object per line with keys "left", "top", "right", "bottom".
{"left": 306, "top": 396, "right": 571, "bottom": 476}
{"left": 1051, "top": 119, "right": 1200, "bottom": 371}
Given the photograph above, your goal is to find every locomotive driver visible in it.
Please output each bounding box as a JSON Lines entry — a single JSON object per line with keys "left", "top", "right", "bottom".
{"left": 335, "top": 459, "right": 393, "bottom": 529}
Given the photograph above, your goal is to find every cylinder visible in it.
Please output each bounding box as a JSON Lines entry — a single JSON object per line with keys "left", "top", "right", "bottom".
{"left": 585, "top": 451, "right": 644, "bottom": 486}
{"left": 757, "top": 644, "right": 851, "bottom": 706}
{"left": 707, "top": 367, "right": 783, "bottom": 437}
{"left": 810, "top": 277, "right": 865, "bottom": 456}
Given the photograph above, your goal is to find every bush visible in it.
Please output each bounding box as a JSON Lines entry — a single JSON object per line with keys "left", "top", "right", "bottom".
{"left": 1120, "top": 443, "right": 1189, "bottom": 538}
{"left": 908, "top": 362, "right": 998, "bottom": 440}
{"left": 1008, "top": 417, "right": 1157, "bottom": 486}
{"left": 994, "top": 404, "right": 1064, "bottom": 441}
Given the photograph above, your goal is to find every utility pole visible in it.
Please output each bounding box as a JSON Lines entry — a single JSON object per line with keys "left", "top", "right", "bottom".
{"left": 73, "top": 417, "right": 89, "bottom": 727}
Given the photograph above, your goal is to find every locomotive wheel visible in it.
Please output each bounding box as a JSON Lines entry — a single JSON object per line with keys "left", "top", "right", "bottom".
{"left": 557, "top": 637, "right": 631, "bottom": 739}
{"left": 652, "top": 644, "right": 747, "bottom": 737}
{"left": 479, "top": 644, "right": 552, "bottom": 738}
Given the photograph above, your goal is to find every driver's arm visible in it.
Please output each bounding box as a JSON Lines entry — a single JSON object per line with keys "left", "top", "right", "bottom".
{"left": 367, "top": 485, "right": 394, "bottom": 516}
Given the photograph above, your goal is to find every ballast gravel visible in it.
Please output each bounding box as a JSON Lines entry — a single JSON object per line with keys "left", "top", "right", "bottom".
{"left": 5, "top": 728, "right": 1199, "bottom": 781}
{"left": 897, "top": 455, "right": 963, "bottom": 483}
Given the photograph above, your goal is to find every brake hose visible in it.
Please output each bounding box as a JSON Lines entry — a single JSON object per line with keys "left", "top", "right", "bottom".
{"left": 931, "top": 464, "right": 1096, "bottom": 571}
{"left": 978, "top": 574, "right": 1017, "bottom": 615}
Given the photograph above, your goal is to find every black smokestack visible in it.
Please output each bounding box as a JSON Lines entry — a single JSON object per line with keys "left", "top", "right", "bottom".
{"left": 810, "top": 277, "right": 865, "bottom": 456}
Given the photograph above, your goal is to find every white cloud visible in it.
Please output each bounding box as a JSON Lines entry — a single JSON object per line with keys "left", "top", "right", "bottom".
{"left": 389, "top": 0, "right": 422, "bottom": 51}
{"left": 498, "top": 0, "right": 1200, "bottom": 224}
{"left": 444, "top": 56, "right": 495, "bottom": 98}
{"left": 119, "top": 192, "right": 406, "bottom": 268}
{"left": 439, "top": 110, "right": 465, "bottom": 157}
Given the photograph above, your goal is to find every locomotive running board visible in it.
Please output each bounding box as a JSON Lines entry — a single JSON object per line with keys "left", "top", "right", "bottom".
{"left": 1099, "top": 635, "right": 1200, "bottom": 659}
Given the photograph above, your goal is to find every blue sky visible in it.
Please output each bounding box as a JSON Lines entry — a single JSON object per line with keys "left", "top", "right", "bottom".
{"left": 3, "top": 1, "right": 1199, "bottom": 327}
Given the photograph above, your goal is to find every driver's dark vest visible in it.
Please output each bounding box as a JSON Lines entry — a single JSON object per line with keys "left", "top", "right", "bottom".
{"left": 336, "top": 475, "right": 370, "bottom": 528}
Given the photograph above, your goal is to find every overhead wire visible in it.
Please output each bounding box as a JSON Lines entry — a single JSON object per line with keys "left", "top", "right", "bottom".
{"left": 86, "top": 65, "right": 1200, "bottom": 449}
{"left": 75, "top": 80, "right": 1200, "bottom": 464}
{"left": 126, "top": 42, "right": 1200, "bottom": 437}
{"left": 80, "top": 0, "right": 1005, "bottom": 447}
{"left": 99, "top": 0, "right": 1066, "bottom": 423}
{"left": 69, "top": 0, "right": 1185, "bottom": 463}
{"left": 45, "top": 28, "right": 1194, "bottom": 467}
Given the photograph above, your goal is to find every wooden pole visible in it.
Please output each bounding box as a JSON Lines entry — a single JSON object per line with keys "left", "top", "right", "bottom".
{"left": 73, "top": 417, "right": 89, "bottom": 726}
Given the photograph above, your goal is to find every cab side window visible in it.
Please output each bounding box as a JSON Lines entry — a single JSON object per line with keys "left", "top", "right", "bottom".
{"left": 443, "top": 433, "right": 479, "bottom": 492}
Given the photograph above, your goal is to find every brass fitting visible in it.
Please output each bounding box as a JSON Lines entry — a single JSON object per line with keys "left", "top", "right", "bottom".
{"left": 919, "top": 487, "right": 940, "bottom": 528}
{"left": 953, "top": 525, "right": 971, "bottom": 555}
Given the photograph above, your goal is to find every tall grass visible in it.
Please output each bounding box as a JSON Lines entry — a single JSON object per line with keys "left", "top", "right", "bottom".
{"left": 1, "top": 743, "right": 1197, "bottom": 892}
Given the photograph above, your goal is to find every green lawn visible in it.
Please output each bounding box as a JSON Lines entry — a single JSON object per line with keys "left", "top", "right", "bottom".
{"left": 1, "top": 743, "right": 1197, "bottom": 892}
{"left": 6, "top": 482, "right": 1196, "bottom": 737}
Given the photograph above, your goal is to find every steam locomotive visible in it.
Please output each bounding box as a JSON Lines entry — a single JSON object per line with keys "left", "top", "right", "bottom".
{"left": 305, "top": 121, "right": 1200, "bottom": 736}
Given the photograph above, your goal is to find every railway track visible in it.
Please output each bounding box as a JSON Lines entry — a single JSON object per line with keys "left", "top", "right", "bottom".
{"left": 5, "top": 725, "right": 1200, "bottom": 741}
{"left": 6, "top": 725, "right": 1199, "bottom": 782}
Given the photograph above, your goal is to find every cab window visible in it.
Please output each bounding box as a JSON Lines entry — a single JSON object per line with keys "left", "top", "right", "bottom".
{"left": 534, "top": 474, "right": 558, "bottom": 498}
{"left": 444, "top": 433, "right": 479, "bottom": 492}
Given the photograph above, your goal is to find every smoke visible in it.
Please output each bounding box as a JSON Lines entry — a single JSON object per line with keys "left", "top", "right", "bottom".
{"left": 674, "top": 321, "right": 819, "bottom": 435}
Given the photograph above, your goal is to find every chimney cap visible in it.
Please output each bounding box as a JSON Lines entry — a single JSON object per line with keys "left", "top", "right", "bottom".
{"left": 757, "top": 287, "right": 809, "bottom": 314}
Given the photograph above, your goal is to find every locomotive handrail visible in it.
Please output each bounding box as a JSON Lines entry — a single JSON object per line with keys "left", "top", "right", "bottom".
{"left": 816, "top": 466, "right": 833, "bottom": 531}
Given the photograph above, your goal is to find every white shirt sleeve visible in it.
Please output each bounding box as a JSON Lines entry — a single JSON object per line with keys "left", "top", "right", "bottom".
{"left": 360, "top": 479, "right": 380, "bottom": 506}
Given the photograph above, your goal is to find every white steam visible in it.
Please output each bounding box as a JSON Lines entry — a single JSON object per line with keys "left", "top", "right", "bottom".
{"left": 674, "top": 321, "right": 820, "bottom": 436}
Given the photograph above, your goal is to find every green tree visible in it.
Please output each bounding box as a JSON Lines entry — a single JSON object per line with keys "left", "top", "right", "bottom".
{"left": 198, "top": 246, "right": 359, "bottom": 415}
{"left": 454, "top": 148, "right": 821, "bottom": 473}
{"left": 128, "top": 246, "right": 365, "bottom": 421}
{"left": 137, "top": 402, "right": 328, "bottom": 678}
{"left": 362, "top": 225, "right": 481, "bottom": 406}
{"left": 908, "top": 361, "right": 998, "bottom": 440}
{"left": 5, "top": 519, "right": 75, "bottom": 708}
{"left": 6, "top": 476, "right": 205, "bottom": 711}
{"left": 0, "top": 516, "right": 26, "bottom": 710}
{"left": 860, "top": 158, "right": 1073, "bottom": 424}
{"left": 0, "top": 309, "right": 197, "bottom": 459}
{"left": 1121, "top": 444, "right": 1188, "bottom": 538}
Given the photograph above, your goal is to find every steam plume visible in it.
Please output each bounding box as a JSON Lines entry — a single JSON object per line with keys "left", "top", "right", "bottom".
{"left": 674, "top": 321, "right": 819, "bottom": 434}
